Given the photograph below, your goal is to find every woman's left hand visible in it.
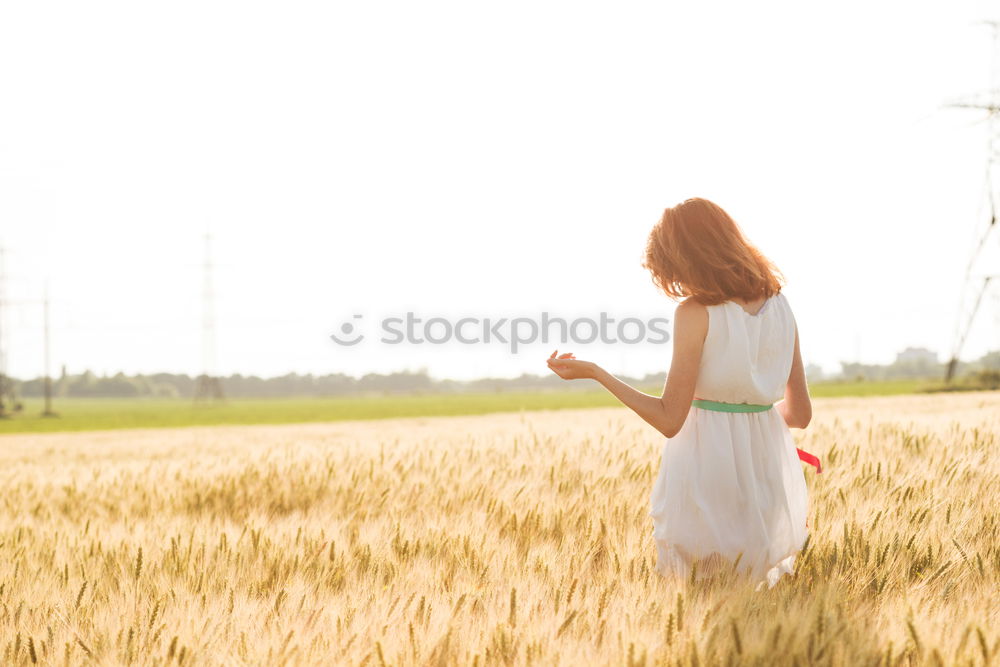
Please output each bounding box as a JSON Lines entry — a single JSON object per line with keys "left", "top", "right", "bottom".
{"left": 546, "top": 350, "right": 598, "bottom": 380}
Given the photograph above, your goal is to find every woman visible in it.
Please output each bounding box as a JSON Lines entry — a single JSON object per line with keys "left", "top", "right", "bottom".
{"left": 546, "top": 197, "right": 819, "bottom": 590}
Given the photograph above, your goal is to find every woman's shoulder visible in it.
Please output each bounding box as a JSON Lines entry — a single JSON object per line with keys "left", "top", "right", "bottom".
{"left": 674, "top": 297, "right": 710, "bottom": 339}
{"left": 772, "top": 290, "right": 797, "bottom": 324}
{"left": 677, "top": 295, "right": 708, "bottom": 307}
{"left": 676, "top": 296, "right": 711, "bottom": 317}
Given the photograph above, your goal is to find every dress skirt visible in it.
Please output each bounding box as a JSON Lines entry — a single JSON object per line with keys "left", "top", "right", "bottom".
{"left": 648, "top": 405, "right": 809, "bottom": 589}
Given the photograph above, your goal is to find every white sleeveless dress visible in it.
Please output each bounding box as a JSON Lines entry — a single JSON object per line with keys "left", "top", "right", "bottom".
{"left": 648, "top": 291, "right": 809, "bottom": 590}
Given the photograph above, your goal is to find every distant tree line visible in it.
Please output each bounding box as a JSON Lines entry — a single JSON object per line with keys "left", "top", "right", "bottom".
{"left": 838, "top": 350, "right": 1000, "bottom": 382}
{"left": 9, "top": 349, "right": 999, "bottom": 398}
{"left": 11, "top": 368, "right": 668, "bottom": 399}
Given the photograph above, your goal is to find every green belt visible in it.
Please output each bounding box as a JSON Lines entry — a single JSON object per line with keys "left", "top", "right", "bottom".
{"left": 691, "top": 399, "right": 773, "bottom": 413}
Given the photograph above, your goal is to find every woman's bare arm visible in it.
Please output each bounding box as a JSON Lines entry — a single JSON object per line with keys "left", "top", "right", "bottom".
{"left": 546, "top": 299, "right": 708, "bottom": 438}
{"left": 776, "top": 323, "right": 812, "bottom": 428}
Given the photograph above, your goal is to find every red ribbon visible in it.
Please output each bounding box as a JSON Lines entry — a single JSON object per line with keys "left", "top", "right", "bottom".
{"left": 796, "top": 448, "right": 822, "bottom": 473}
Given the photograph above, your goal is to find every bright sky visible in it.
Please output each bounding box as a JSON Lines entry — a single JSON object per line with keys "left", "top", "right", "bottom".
{"left": 2, "top": 0, "right": 999, "bottom": 382}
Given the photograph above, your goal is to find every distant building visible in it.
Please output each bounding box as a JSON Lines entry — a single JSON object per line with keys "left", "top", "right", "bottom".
{"left": 895, "top": 347, "right": 938, "bottom": 364}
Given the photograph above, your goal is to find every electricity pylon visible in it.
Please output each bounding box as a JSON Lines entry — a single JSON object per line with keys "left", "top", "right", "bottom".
{"left": 945, "top": 20, "right": 1000, "bottom": 382}
{"left": 194, "top": 232, "right": 225, "bottom": 402}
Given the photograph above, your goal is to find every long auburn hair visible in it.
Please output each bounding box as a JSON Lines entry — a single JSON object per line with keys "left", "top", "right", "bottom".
{"left": 642, "top": 197, "right": 784, "bottom": 305}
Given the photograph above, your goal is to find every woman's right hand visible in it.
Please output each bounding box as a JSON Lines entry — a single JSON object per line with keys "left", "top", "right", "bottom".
{"left": 546, "top": 350, "right": 598, "bottom": 380}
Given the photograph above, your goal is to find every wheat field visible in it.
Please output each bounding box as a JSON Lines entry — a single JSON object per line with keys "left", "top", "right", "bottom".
{"left": 0, "top": 392, "right": 997, "bottom": 666}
